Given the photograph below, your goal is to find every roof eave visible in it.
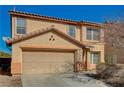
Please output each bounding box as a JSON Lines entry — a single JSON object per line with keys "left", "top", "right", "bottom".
{"left": 9, "top": 11, "right": 80, "bottom": 25}
{"left": 9, "top": 10, "right": 102, "bottom": 27}
{"left": 9, "top": 27, "right": 86, "bottom": 49}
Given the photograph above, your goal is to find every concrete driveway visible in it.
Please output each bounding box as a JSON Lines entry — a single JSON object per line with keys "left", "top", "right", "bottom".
{"left": 0, "top": 75, "right": 22, "bottom": 87}
{"left": 21, "top": 73, "right": 107, "bottom": 87}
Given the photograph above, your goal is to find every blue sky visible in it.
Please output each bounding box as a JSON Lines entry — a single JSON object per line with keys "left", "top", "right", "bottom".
{"left": 0, "top": 5, "right": 124, "bottom": 53}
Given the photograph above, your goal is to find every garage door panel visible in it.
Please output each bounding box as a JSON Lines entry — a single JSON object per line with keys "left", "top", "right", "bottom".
{"left": 22, "top": 51, "right": 74, "bottom": 74}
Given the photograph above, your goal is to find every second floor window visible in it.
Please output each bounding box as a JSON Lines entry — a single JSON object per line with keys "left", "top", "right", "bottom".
{"left": 86, "top": 27, "right": 100, "bottom": 40}
{"left": 17, "top": 18, "right": 26, "bottom": 34}
{"left": 68, "top": 25, "right": 76, "bottom": 38}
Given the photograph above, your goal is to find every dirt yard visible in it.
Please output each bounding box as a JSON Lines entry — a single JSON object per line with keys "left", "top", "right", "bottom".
{"left": 0, "top": 75, "right": 22, "bottom": 87}
{"left": 86, "top": 64, "right": 124, "bottom": 87}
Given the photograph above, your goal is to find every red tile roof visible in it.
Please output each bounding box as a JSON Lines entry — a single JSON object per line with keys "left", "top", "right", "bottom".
{"left": 9, "top": 10, "right": 102, "bottom": 27}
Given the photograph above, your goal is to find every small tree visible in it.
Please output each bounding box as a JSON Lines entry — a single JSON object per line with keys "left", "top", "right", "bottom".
{"left": 104, "top": 18, "right": 124, "bottom": 48}
{"left": 104, "top": 17, "right": 124, "bottom": 64}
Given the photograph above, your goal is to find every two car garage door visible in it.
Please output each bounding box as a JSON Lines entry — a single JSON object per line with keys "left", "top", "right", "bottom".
{"left": 22, "top": 50, "right": 75, "bottom": 74}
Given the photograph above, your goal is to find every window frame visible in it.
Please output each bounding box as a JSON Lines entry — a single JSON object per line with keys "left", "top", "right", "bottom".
{"left": 86, "top": 27, "right": 100, "bottom": 41}
{"left": 90, "top": 52, "right": 100, "bottom": 64}
{"left": 68, "top": 25, "right": 76, "bottom": 38}
{"left": 16, "top": 18, "right": 26, "bottom": 35}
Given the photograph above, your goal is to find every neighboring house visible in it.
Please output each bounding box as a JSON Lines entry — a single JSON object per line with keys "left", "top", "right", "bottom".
{"left": 8, "top": 10, "right": 104, "bottom": 75}
{"left": 105, "top": 42, "right": 124, "bottom": 64}
{"left": 104, "top": 22, "right": 124, "bottom": 64}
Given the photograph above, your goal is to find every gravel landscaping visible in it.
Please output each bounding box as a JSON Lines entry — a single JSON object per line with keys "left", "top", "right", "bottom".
{"left": 85, "top": 64, "right": 124, "bottom": 87}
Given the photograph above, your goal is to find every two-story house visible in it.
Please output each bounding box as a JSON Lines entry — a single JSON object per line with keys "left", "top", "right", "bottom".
{"left": 7, "top": 10, "right": 104, "bottom": 75}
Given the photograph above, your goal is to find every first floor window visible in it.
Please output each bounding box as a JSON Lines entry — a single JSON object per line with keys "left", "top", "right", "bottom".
{"left": 17, "top": 18, "right": 26, "bottom": 34}
{"left": 90, "top": 52, "right": 100, "bottom": 64}
{"left": 112, "top": 54, "right": 117, "bottom": 64}
{"left": 105, "top": 54, "right": 117, "bottom": 64}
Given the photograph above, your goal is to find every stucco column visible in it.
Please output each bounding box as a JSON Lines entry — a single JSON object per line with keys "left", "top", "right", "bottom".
{"left": 82, "top": 49, "right": 85, "bottom": 68}
{"left": 84, "top": 49, "right": 88, "bottom": 71}
{"left": 11, "top": 46, "right": 22, "bottom": 75}
{"left": 11, "top": 62, "right": 21, "bottom": 75}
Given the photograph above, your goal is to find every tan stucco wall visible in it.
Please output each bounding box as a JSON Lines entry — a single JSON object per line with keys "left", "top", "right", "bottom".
{"left": 81, "top": 26, "right": 105, "bottom": 70}
{"left": 11, "top": 15, "right": 105, "bottom": 72}
{"left": 11, "top": 31, "right": 82, "bottom": 75}
{"left": 105, "top": 43, "right": 124, "bottom": 64}
{"left": 12, "top": 16, "right": 81, "bottom": 41}
{"left": 87, "top": 44, "right": 105, "bottom": 70}
{"left": 12, "top": 16, "right": 16, "bottom": 38}
{"left": 81, "top": 26, "right": 104, "bottom": 42}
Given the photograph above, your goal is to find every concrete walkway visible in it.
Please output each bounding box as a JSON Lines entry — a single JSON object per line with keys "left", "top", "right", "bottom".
{"left": 21, "top": 73, "right": 108, "bottom": 87}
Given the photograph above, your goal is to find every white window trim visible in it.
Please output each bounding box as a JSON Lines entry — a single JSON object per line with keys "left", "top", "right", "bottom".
{"left": 86, "top": 28, "right": 100, "bottom": 41}
{"left": 90, "top": 52, "right": 100, "bottom": 64}
{"left": 91, "top": 29, "right": 94, "bottom": 40}
{"left": 91, "top": 53, "right": 94, "bottom": 64}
